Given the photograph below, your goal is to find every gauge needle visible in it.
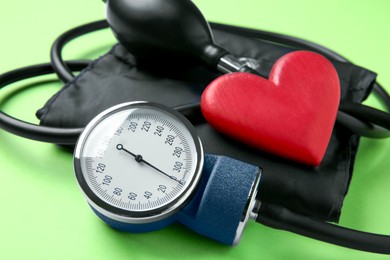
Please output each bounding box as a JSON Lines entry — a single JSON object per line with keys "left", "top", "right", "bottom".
{"left": 116, "top": 144, "right": 183, "bottom": 184}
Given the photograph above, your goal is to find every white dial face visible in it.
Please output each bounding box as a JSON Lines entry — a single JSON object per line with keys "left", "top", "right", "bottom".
{"left": 74, "top": 102, "right": 203, "bottom": 222}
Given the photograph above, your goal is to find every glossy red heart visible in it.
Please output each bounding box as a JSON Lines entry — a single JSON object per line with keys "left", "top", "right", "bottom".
{"left": 201, "top": 51, "right": 340, "bottom": 166}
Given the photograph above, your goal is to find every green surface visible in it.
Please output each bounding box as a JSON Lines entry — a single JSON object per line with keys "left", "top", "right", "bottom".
{"left": 1, "top": 0, "right": 390, "bottom": 259}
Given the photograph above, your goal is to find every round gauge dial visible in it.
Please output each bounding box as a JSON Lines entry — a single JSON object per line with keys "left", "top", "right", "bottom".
{"left": 74, "top": 102, "right": 203, "bottom": 223}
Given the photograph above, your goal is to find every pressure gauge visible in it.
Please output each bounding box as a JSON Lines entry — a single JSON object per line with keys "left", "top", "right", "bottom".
{"left": 74, "top": 101, "right": 204, "bottom": 225}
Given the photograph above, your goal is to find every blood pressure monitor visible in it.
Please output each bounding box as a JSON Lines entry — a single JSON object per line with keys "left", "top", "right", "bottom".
{"left": 1, "top": 0, "right": 389, "bottom": 252}
{"left": 74, "top": 101, "right": 261, "bottom": 244}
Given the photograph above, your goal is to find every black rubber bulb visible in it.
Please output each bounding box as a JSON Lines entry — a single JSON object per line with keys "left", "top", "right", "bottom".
{"left": 105, "top": 0, "right": 229, "bottom": 70}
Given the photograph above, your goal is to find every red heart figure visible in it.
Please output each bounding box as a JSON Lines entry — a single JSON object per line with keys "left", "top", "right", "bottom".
{"left": 201, "top": 51, "right": 340, "bottom": 166}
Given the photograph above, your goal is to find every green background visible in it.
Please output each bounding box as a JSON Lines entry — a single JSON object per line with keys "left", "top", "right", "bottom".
{"left": 1, "top": 0, "right": 390, "bottom": 259}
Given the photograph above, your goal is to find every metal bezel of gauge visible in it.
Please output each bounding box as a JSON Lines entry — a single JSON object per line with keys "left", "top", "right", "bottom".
{"left": 74, "top": 101, "right": 204, "bottom": 224}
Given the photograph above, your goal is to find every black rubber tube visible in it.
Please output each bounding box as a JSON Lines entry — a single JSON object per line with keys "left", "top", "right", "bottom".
{"left": 256, "top": 203, "right": 390, "bottom": 254}
{"left": 50, "top": 20, "right": 109, "bottom": 83}
{"left": 0, "top": 61, "right": 88, "bottom": 144}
